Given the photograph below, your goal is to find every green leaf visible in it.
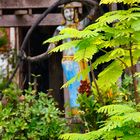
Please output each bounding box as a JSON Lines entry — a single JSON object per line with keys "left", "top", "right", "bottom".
{"left": 74, "top": 38, "right": 99, "bottom": 62}
{"left": 61, "top": 67, "right": 90, "bottom": 89}
{"left": 100, "top": 0, "right": 140, "bottom": 5}
{"left": 97, "top": 61, "right": 123, "bottom": 90}
{"left": 110, "top": 48, "right": 125, "bottom": 57}
{"left": 133, "top": 31, "right": 140, "bottom": 42}
{"left": 98, "top": 104, "right": 135, "bottom": 116}
{"left": 131, "top": 19, "right": 140, "bottom": 31}
{"left": 43, "top": 34, "right": 70, "bottom": 44}
{"left": 49, "top": 40, "right": 80, "bottom": 53}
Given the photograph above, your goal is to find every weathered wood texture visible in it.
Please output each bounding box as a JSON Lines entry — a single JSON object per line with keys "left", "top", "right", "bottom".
{"left": 0, "top": 0, "right": 58, "bottom": 9}
{"left": 0, "top": 0, "right": 83, "bottom": 27}
{"left": 0, "top": 14, "right": 64, "bottom": 27}
{"left": 0, "top": 0, "right": 81, "bottom": 9}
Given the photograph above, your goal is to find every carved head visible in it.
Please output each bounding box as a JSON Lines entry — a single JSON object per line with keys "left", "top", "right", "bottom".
{"left": 63, "top": 2, "right": 81, "bottom": 23}
{"left": 63, "top": 7, "right": 75, "bottom": 22}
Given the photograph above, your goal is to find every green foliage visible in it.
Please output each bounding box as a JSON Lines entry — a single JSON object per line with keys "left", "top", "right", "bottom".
{"left": 45, "top": 6, "right": 140, "bottom": 93}
{"left": 97, "top": 61, "right": 124, "bottom": 90}
{"left": 49, "top": 40, "right": 80, "bottom": 53}
{"left": 0, "top": 84, "right": 68, "bottom": 140}
{"left": 44, "top": 1, "right": 140, "bottom": 139}
{"left": 60, "top": 104, "right": 140, "bottom": 140}
{"left": 100, "top": 0, "right": 140, "bottom": 5}
{"left": 77, "top": 93, "right": 102, "bottom": 131}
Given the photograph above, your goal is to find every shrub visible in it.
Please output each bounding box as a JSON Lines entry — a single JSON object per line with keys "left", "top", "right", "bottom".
{"left": 0, "top": 84, "right": 68, "bottom": 140}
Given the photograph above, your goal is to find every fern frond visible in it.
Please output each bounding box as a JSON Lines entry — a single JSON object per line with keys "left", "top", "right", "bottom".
{"left": 61, "top": 74, "right": 79, "bottom": 89}
{"left": 101, "top": 116, "right": 124, "bottom": 131}
{"left": 79, "top": 30, "right": 98, "bottom": 38}
{"left": 123, "top": 135, "right": 140, "bottom": 140}
{"left": 85, "top": 22, "right": 102, "bottom": 30}
{"left": 132, "top": 49, "right": 140, "bottom": 62}
{"left": 123, "top": 112, "right": 140, "bottom": 123}
{"left": 98, "top": 104, "right": 136, "bottom": 116}
{"left": 133, "top": 31, "right": 140, "bottom": 42}
{"left": 59, "top": 130, "right": 102, "bottom": 140}
{"left": 110, "top": 48, "right": 125, "bottom": 57}
{"left": 74, "top": 38, "right": 99, "bottom": 62}
{"left": 61, "top": 67, "right": 90, "bottom": 88}
{"left": 101, "top": 130, "right": 124, "bottom": 139}
{"left": 97, "top": 61, "right": 124, "bottom": 90}
{"left": 100, "top": 0, "right": 140, "bottom": 5}
{"left": 49, "top": 40, "right": 80, "bottom": 53}
{"left": 121, "top": 49, "right": 140, "bottom": 67}
{"left": 59, "top": 133, "right": 86, "bottom": 140}
{"left": 60, "top": 28, "right": 98, "bottom": 39}
{"left": 92, "top": 52, "right": 112, "bottom": 69}
{"left": 131, "top": 19, "right": 140, "bottom": 31}
{"left": 92, "top": 49, "right": 125, "bottom": 69}
{"left": 60, "top": 28, "right": 79, "bottom": 35}
{"left": 97, "top": 10, "right": 128, "bottom": 25}
{"left": 43, "top": 34, "right": 70, "bottom": 44}
{"left": 97, "top": 8, "right": 140, "bottom": 26}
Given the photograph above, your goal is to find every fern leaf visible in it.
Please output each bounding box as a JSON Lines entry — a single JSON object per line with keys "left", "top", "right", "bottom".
{"left": 97, "top": 9, "right": 140, "bottom": 26}
{"left": 97, "top": 61, "right": 123, "bottom": 90}
{"left": 133, "top": 31, "right": 140, "bottom": 42}
{"left": 123, "top": 112, "right": 140, "bottom": 123}
{"left": 74, "top": 38, "right": 99, "bottom": 62}
{"left": 97, "top": 10, "right": 128, "bottom": 25}
{"left": 85, "top": 22, "right": 102, "bottom": 30}
{"left": 79, "top": 30, "right": 98, "bottom": 38}
{"left": 61, "top": 74, "right": 79, "bottom": 89}
{"left": 92, "top": 52, "right": 112, "bottom": 69}
{"left": 59, "top": 133, "right": 84, "bottom": 140}
{"left": 132, "top": 49, "right": 140, "bottom": 62}
{"left": 122, "top": 49, "right": 140, "bottom": 68}
{"left": 61, "top": 27, "right": 99, "bottom": 39}
{"left": 60, "top": 28, "right": 80, "bottom": 36}
{"left": 110, "top": 48, "right": 125, "bottom": 57}
{"left": 98, "top": 104, "right": 136, "bottom": 116}
{"left": 61, "top": 67, "right": 90, "bottom": 89}
{"left": 101, "top": 116, "right": 124, "bottom": 131}
{"left": 43, "top": 34, "right": 70, "bottom": 44}
{"left": 123, "top": 135, "right": 140, "bottom": 140}
{"left": 59, "top": 130, "right": 102, "bottom": 140}
{"left": 49, "top": 40, "right": 80, "bottom": 53}
{"left": 100, "top": 0, "right": 140, "bottom": 5}
{"left": 92, "top": 50, "right": 125, "bottom": 69}
{"left": 101, "top": 130, "right": 124, "bottom": 139}
{"left": 131, "top": 19, "right": 140, "bottom": 31}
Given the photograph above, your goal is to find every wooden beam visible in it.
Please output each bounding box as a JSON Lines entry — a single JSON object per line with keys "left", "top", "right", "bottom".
{"left": 0, "top": 14, "right": 64, "bottom": 27}
{"left": 0, "top": 0, "right": 82, "bottom": 9}
{"left": 0, "top": 0, "right": 58, "bottom": 9}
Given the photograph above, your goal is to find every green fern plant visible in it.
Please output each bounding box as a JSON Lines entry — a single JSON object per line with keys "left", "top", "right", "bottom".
{"left": 100, "top": 0, "right": 140, "bottom": 5}
{"left": 43, "top": 0, "right": 140, "bottom": 139}
{"left": 43, "top": 1, "right": 140, "bottom": 139}
{"left": 60, "top": 104, "right": 140, "bottom": 140}
{"left": 44, "top": 4, "right": 140, "bottom": 104}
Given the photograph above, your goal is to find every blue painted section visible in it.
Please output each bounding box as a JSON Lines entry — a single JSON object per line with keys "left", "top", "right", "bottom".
{"left": 62, "top": 60, "right": 80, "bottom": 107}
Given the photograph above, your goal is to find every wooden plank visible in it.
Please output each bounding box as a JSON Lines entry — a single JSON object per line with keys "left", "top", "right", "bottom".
{"left": 0, "top": 14, "right": 64, "bottom": 27}
{"left": 0, "top": 0, "right": 82, "bottom": 9}
{"left": 0, "top": 0, "right": 58, "bottom": 9}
